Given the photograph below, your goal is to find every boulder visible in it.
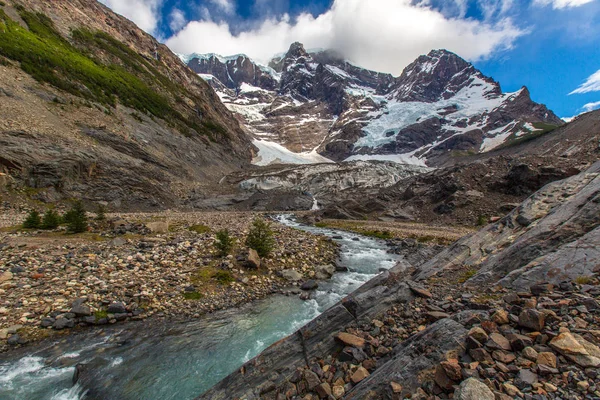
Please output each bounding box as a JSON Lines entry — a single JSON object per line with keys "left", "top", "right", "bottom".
{"left": 454, "top": 378, "right": 494, "bottom": 400}
{"left": 549, "top": 332, "right": 600, "bottom": 367}
{"left": 70, "top": 298, "right": 91, "bottom": 316}
{"left": 351, "top": 366, "right": 370, "bottom": 384}
{"left": 518, "top": 309, "right": 545, "bottom": 331}
{"left": 146, "top": 221, "right": 168, "bottom": 233}
{"left": 301, "top": 280, "right": 318, "bottom": 291}
{"left": 335, "top": 332, "right": 365, "bottom": 348}
{"left": 280, "top": 269, "right": 302, "bottom": 282}
{"left": 245, "top": 249, "right": 261, "bottom": 269}
{"left": 107, "top": 302, "right": 127, "bottom": 314}
{"left": 315, "top": 264, "right": 335, "bottom": 280}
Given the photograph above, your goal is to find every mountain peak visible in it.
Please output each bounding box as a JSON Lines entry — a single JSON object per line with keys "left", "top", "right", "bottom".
{"left": 286, "top": 42, "right": 308, "bottom": 58}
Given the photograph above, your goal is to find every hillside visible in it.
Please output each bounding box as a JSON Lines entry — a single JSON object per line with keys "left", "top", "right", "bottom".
{"left": 0, "top": 0, "right": 253, "bottom": 210}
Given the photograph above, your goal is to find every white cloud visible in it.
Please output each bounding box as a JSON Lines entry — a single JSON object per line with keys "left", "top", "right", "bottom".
{"left": 99, "top": 0, "right": 162, "bottom": 33}
{"left": 570, "top": 69, "right": 600, "bottom": 94}
{"left": 582, "top": 100, "right": 600, "bottom": 111}
{"left": 209, "top": 0, "right": 236, "bottom": 15}
{"left": 165, "top": 0, "right": 524, "bottom": 75}
{"left": 534, "top": 0, "right": 596, "bottom": 9}
{"left": 169, "top": 8, "right": 187, "bottom": 32}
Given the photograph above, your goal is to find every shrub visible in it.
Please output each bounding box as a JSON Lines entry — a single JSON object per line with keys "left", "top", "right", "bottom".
{"left": 213, "top": 270, "right": 234, "bottom": 285}
{"left": 41, "top": 209, "right": 61, "bottom": 229}
{"left": 245, "top": 217, "right": 275, "bottom": 258}
{"left": 183, "top": 291, "right": 203, "bottom": 300}
{"left": 95, "top": 204, "right": 106, "bottom": 221}
{"left": 66, "top": 201, "right": 88, "bottom": 233}
{"left": 477, "top": 215, "right": 488, "bottom": 226}
{"left": 188, "top": 224, "right": 210, "bottom": 234}
{"left": 215, "top": 229, "right": 234, "bottom": 256}
{"left": 23, "top": 210, "right": 41, "bottom": 229}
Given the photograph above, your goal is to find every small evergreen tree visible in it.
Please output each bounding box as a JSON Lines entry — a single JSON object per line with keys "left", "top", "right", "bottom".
{"left": 41, "top": 209, "right": 61, "bottom": 229}
{"left": 215, "top": 229, "right": 234, "bottom": 256}
{"left": 23, "top": 210, "right": 41, "bottom": 229}
{"left": 245, "top": 217, "right": 275, "bottom": 258}
{"left": 95, "top": 204, "right": 106, "bottom": 221}
{"left": 66, "top": 201, "right": 88, "bottom": 233}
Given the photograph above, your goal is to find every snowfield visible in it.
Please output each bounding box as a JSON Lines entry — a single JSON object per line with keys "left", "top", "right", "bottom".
{"left": 251, "top": 140, "right": 334, "bottom": 166}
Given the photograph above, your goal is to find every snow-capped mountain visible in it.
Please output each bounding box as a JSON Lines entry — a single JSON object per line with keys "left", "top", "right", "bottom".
{"left": 184, "top": 43, "right": 563, "bottom": 166}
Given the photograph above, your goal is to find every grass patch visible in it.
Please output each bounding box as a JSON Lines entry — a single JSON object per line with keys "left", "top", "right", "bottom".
{"left": 94, "top": 310, "right": 108, "bottom": 320}
{"left": 213, "top": 270, "right": 234, "bottom": 285}
{"left": 314, "top": 222, "right": 328, "bottom": 228}
{"left": 457, "top": 268, "right": 477, "bottom": 283}
{"left": 0, "top": 9, "right": 226, "bottom": 139}
{"left": 183, "top": 291, "right": 204, "bottom": 300}
{"left": 361, "top": 230, "right": 393, "bottom": 240}
{"left": 574, "top": 276, "right": 593, "bottom": 285}
{"left": 495, "top": 122, "right": 560, "bottom": 151}
{"left": 188, "top": 224, "right": 210, "bottom": 234}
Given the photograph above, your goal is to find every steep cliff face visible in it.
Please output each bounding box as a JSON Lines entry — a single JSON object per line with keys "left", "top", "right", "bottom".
{"left": 0, "top": 0, "right": 253, "bottom": 209}
{"left": 187, "top": 44, "right": 562, "bottom": 167}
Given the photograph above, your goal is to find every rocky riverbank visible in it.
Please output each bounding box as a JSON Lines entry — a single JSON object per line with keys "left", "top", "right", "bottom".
{"left": 0, "top": 212, "right": 339, "bottom": 352}
{"left": 199, "top": 161, "right": 600, "bottom": 399}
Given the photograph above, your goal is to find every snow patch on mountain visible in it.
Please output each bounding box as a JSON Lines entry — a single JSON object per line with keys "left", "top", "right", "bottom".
{"left": 252, "top": 140, "right": 334, "bottom": 166}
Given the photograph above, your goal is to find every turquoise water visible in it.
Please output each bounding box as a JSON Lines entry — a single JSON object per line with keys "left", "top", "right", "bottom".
{"left": 0, "top": 215, "right": 398, "bottom": 399}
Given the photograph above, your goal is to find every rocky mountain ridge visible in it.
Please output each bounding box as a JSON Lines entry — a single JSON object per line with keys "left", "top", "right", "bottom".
{"left": 0, "top": 0, "right": 253, "bottom": 210}
{"left": 186, "top": 43, "right": 563, "bottom": 166}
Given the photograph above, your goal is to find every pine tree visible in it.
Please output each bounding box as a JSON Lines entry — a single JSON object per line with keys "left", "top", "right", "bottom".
{"left": 215, "top": 229, "right": 234, "bottom": 256}
{"left": 23, "top": 210, "right": 41, "bottom": 229}
{"left": 245, "top": 217, "right": 275, "bottom": 258}
{"left": 66, "top": 201, "right": 88, "bottom": 233}
{"left": 41, "top": 209, "right": 61, "bottom": 229}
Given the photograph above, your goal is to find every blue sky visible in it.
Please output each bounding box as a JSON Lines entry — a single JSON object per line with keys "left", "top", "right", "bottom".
{"left": 100, "top": 0, "right": 600, "bottom": 119}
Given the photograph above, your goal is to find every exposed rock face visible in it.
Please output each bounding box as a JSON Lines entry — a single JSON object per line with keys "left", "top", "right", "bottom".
{"left": 186, "top": 44, "right": 562, "bottom": 166}
{"left": 0, "top": 0, "right": 253, "bottom": 209}
{"left": 414, "top": 161, "right": 600, "bottom": 290}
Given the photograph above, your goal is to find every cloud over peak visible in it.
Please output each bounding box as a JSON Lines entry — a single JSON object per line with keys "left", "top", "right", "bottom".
{"left": 165, "top": 0, "right": 524, "bottom": 75}
{"left": 570, "top": 69, "right": 600, "bottom": 94}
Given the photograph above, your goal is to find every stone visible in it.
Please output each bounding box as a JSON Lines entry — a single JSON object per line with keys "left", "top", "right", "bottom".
{"left": 507, "top": 333, "right": 533, "bottom": 351}
{"left": 492, "top": 350, "right": 516, "bottom": 364}
{"left": 246, "top": 249, "right": 261, "bottom": 269}
{"left": 536, "top": 352, "right": 557, "bottom": 368}
{"left": 518, "top": 309, "right": 545, "bottom": 331}
{"left": 7, "top": 325, "right": 23, "bottom": 334}
{"left": 331, "top": 385, "right": 344, "bottom": 399}
{"left": 502, "top": 382, "right": 521, "bottom": 397}
{"left": 304, "top": 370, "right": 320, "bottom": 390}
{"left": 0, "top": 271, "right": 13, "bottom": 283}
{"left": 549, "top": 332, "right": 600, "bottom": 367}
{"left": 491, "top": 309, "right": 509, "bottom": 325}
{"left": 426, "top": 311, "right": 450, "bottom": 321}
{"left": 7, "top": 334, "right": 21, "bottom": 346}
{"left": 281, "top": 269, "right": 302, "bottom": 282}
{"left": 469, "top": 348, "right": 493, "bottom": 364}
{"left": 70, "top": 298, "right": 91, "bottom": 316}
{"left": 486, "top": 333, "right": 512, "bottom": 351}
{"left": 110, "top": 237, "right": 127, "bottom": 246}
{"left": 107, "top": 302, "right": 127, "bottom": 314}
{"left": 409, "top": 285, "right": 433, "bottom": 298}
{"left": 314, "top": 264, "right": 335, "bottom": 280}
{"left": 468, "top": 327, "right": 489, "bottom": 343}
{"left": 335, "top": 332, "right": 365, "bottom": 348}
{"left": 0, "top": 329, "right": 7, "bottom": 339}
{"left": 146, "top": 221, "right": 168, "bottom": 233}
{"left": 454, "top": 378, "right": 494, "bottom": 400}
{"left": 301, "top": 280, "right": 318, "bottom": 291}
{"left": 315, "top": 383, "right": 331, "bottom": 399}
{"left": 434, "top": 364, "right": 454, "bottom": 391}
{"left": 516, "top": 369, "right": 538, "bottom": 387}
{"left": 530, "top": 283, "right": 553, "bottom": 296}
{"left": 390, "top": 382, "right": 402, "bottom": 393}
{"left": 440, "top": 359, "right": 462, "bottom": 381}
{"left": 53, "top": 318, "right": 75, "bottom": 330}
{"left": 522, "top": 346, "right": 538, "bottom": 361}
{"left": 351, "top": 367, "right": 370, "bottom": 384}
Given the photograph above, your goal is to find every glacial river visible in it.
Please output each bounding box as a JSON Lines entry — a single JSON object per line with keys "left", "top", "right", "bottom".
{"left": 0, "top": 215, "right": 398, "bottom": 399}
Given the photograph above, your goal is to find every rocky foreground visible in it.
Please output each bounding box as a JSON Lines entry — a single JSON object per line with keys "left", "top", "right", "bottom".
{"left": 0, "top": 212, "right": 338, "bottom": 352}
{"left": 200, "top": 161, "right": 600, "bottom": 399}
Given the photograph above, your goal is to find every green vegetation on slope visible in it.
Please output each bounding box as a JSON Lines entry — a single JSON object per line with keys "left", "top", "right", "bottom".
{"left": 496, "top": 122, "right": 560, "bottom": 150}
{"left": 0, "top": 7, "right": 226, "bottom": 139}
